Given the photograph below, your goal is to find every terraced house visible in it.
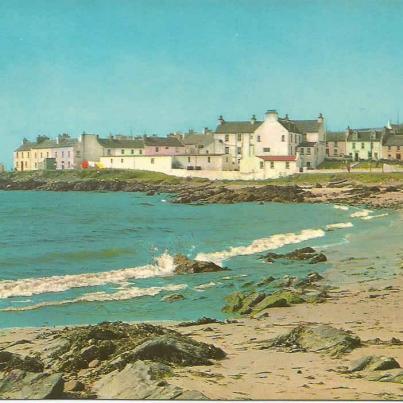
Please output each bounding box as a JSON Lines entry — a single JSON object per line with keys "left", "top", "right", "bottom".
{"left": 326, "top": 131, "right": 347, "bottom": 158}
{"left": 346, "top": 128, "right": 384, "bottom": 161}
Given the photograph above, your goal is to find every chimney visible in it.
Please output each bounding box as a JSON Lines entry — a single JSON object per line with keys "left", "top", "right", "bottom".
{"left": 284, "top": 114, "right": 289, "bottom": 120}
{"left": 265, "top": 110, "right": 278, "bottom": 121}
{"left": 318, "top": 113, "right": 324, "bottom": 123}
{"left": 22, "top": 138, "right": 28, "bottom": 145}
{"left": 218, "top": 115, "right": 225, "bottom": 125}
{"left": 250, "top": 114, "right": 256, "bottom": 124}
{"left": 203, "top": 127, "right": 209, "bottom": 134}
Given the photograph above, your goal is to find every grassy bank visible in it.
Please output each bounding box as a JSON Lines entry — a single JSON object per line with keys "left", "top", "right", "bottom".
{"left": 1, "top": 169, "right": 402, "bottom": 187}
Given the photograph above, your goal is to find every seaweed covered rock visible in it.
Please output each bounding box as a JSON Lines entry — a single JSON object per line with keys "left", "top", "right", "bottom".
{"left": 266, "top": 324, "right": 361, "bottom": 357}
{"left": 161, "top": 294, "right": 185, "bottom": 303}
{"left": 261, "top": 247, "right": 327, "bottom": 264}
{"left": 173, "top": 255, "right": 225, "bottom": 274}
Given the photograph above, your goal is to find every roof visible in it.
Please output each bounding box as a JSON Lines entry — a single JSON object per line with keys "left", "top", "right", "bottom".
{"left": 182, "top": 134, "right": 215, "bottom": 146}
{"left": 384, "top": 135, "right": 403, "bottom": 147}
{"left": 327, "top": 131, "right": 346, "bottom": 141}
{"left": 258, "top": 155, "right": 297, "bottom": 161}
{"left": 15, "top": 141, "right": 35, "bottom": 152}
{"left": 347, "top": 129, "right": 383, "bottom": 142}
{"left": 297, "top": 141, "right": 316, "bottom": 148}
{"left": 215, "top": 121, "right": 262, "bottom": 134}
{"left": 278, "top": 119, "right": 303, "bottom": 134}
{"left": 143, "top": 136, "right": 184, "bottom": 147}
{"left": 98, "top": 138, "right": 144, "bottom": 149}
{"left": 291, "top": 120, "right": 320, "bottom": 133}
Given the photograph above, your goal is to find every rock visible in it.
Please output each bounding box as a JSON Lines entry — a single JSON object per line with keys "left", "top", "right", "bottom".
{"left": 256, "top": 276, "right": 276, "bottom": 287}
{"left": 350, "top": 356, "right": 400, "bottom": 371}
{"left": 178, "top": 317, "right": 223, "bottom": 327}
{"left": 0, "top": 351, "right": 44, "bottom": 373}
{"left": 93, "top": 360, "right": 204, "bottom": 399}
{"left": 80, "top": 345, "right": 100, "bottom": 362}
{"left": 237, "top": 292, "right": 266, "bottom": 315}
{"left": 251, "top": 295, "right": 289, "bottom": 313}
{"left": 64, "top": 379, "right": 85, "bottom": 392}
{"left": 126, "top": 334, "right": 226, "bottom": 366}
{"left": 173, "top": 255, "right": 225, "bottom": 274}
{"left": 161, "top": 293, "right": 185, "bottom": 303}
{"left": 222, "top": 292, "right": 246, "bottom": 313}
{"left": 309, "top": 253, "right": 327, "bottom": 264}
{"left": 260, "top": 247, "right": 327, "bottom": 265}
{"left": 366, "top": 370, "right": 403, "bottom": 384}
{"left": 88, "top": 359, "right": 100, "bottom": 368}
{"left": 267, "top": 325, "right": 361, "bottom": 357}
{"left": 176, "top": 390, "right": 208, "bottom": 399}
{"left": 0, "top": 370, "right": 64, "bottom": 399}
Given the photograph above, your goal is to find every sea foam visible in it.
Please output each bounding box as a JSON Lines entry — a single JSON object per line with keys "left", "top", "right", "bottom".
{"left": 350, "top": 209, "right": 373, "bottom": 218}
{"left": 0, "top": 252, "right": 176, "bottom": 299}
{"left": 195, "top": 228, "right": 326, "bottom": 265}
{"left": 1, "top": 284, "right": 187, "bottom": 312}
{"left": 326, "top": 222, "right": 354, "bottom": 230}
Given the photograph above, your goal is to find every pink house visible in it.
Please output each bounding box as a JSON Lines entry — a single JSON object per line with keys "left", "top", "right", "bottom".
{"left": 143, "top": 136, "right": 185, "bottom": 156}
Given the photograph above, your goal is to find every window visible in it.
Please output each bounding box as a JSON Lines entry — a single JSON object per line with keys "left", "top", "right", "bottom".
{"left": 225, "top": 157, "right": 229, "bottom": 162}
{"left": 121, "top": 149, "right": 125, "bottom": 155}
{"left": 188, "top": 157, "right": 191, "bottom": 163}
{"left": 257, "top": 135, "right": 261, "bottom": 142}
{"left": 225, "top": 147, "right": 229, "bottom": 154}
{"left": 388, "top": 146, "right": 392, "bottom": 151}
{"left": 352, "top": 143, "right": 356, "bottom": 149}
{"left": 225, "top": 134, "right": 229, "bottom": 142}
{"left": 263, "top": 147, "right": 270, "bottom": 152}
{"left": 28, "top": 152, "right": 30, "bottom": 157}
{"left": 61, "top": 151, "right": 64, "bottom": 157}
{"left": 76, "top": 151, "right": 81, "bottom": 157}
{"left": 398, "top": 146, "right": 401, "bottom": 151}
{"left": 35, "top": 163, "right": 37, "bottom": 168}
{"left": 368, "top": 151, "right": 372, "bottom": 158}
{"left": 388, "top": 154, "right": 392, "bottom": 158}
{"left": 334, "top": 148, "right": 338, "bottom": 153}
{"left": 237, "top": 134, "right": 242, "bottom": 141}
{"left": 300, "top": 148, "right": 304, "bottom": 154}
{"left": 307, "top": 148, "right": 311, "bottom": 155}
{"left": 361, "top": 143, "right": 365, "bottom": 149}
{"left": 270, "top": 161, "right": 274, "bottom": 169}
{"left": 155, "top": 147, "right": 159, "bottom": 152}
{"left": 25, "top": 161, "right": 27, "bottom": 167}
{"left": 260, "top": 161, "right": 264, "bottom": 169}
{"left": 131, "top": 149, "right": 134, "bottom": 155}
{"left": 151, "top": 158, "right": 155, "bottom": 164}
{"left": 207, "top": 157, "right": 211, "bottom": 163}
{"left": 397, "top": 154, "right": 401, "bottom": 160}
{"left": 47, "top": 152, "right": 49, "bottom": 158}
{"left": 335, "top": 141, "right": 338, "bottom": 147}
{"left": 237, "top": 147, "right": 241, "bottom": 154}
{"left": 110, "top": 159, "right": 113, "bottom": 164}
{"left": 374, "top": 152, "right": 378, "bottom": 159}
{"left": 281, "top": 135, "right": 285, "bottom": 142}
{"left": 285, "top": 161, "right": 290, "bottom": 169}
{"left": 139, "top": 149, "right": 143, "bottom": 155}
{"left": 68, "top": 161, "right": 71, "bottom": 168}
{"left": 165, "top": 146, "right": 169, "bottom": 150}
{"left": 107, "top": 149, "right": 111, "bottom": 156}
{"left": 40, "top": 153, "right": 43, "bottom": 158}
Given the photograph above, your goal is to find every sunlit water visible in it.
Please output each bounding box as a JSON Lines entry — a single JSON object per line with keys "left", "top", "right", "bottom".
{"left": 0, "top": 191, "right": 400, "bottom": 328}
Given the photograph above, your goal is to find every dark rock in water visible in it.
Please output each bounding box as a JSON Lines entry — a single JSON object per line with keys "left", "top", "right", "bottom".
{"left": 256, "top": 276, "right": 276, "bottom": 287}
{"left": 267, "top": 324, "right": 361, "bottom": 357}
{"left": 260, "top": 247, "right": 327, "bottom": 265}
{"left": 173, "top": 255, "right": 225, "bottom": 274}
{"left": 126, "top": 334, "right": 226, "bottom": 366}
{"left": 178, "top": 317, "right": 223, "bottom": 327}
{"left": 0, "top": 370, "right": 64, "bottom": 399}
{"left": 349, "top": 356, "right": 400, "bottom": 372}
{"left": 0, "top": 351, "right": 44, "bottom": 373}
{"left": 161, "top": 294, "right": 185, "bottom": 303}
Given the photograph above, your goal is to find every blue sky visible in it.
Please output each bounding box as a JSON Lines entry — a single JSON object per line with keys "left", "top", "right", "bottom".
{"left": 1, "top": 0, "right": 402, "bottom": 167}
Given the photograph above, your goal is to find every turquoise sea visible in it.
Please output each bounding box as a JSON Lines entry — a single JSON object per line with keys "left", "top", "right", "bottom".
{"left": 0, "top": 191, "right": 401, "bottom": 328}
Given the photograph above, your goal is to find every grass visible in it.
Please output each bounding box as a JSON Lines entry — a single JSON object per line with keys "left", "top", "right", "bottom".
{"left": 318, "top": 160, "right": 349, "bottom": 169}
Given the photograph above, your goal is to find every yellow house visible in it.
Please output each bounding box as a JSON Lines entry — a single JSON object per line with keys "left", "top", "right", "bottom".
{"left": 14, "top": 139, "right": 34, "bottom": 171}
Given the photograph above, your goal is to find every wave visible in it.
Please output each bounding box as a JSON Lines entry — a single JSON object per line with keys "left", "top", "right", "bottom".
{"left": 326, "top": 222, "right": 354, "bottom": 230}
{"left": 361, "top": 213, "right": 389, "bottom": 220}
{"left": 0, "top": 253, "right": 176, "bottom": 299}
{"left": 1, "top": 284, "right": 187, "bottom": 312}
{"left": 350, "top": 209, "right": 373, "bottom": 218}
{"left": 195, "top": 228, "right": 326, "bottom": 265}
{"left": 334, "top": 205, "right": 349, "bottom": 211}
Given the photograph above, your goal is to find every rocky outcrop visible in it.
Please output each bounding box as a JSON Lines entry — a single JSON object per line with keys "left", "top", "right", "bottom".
{"left": 0, "top": 351, "right": 44, "bottom": 373}
{"left": 0, "top": 370, "right": 64, "bottom": 399}
{"left": 261, "top": 247, "right": 327, "bottom": 264}
{"left": 349, "top": 356, "right": 400, "bottom": 372}
{"left": 178, "top": 317, "right": 224, "bottom": 327}
{"left": 173, "top": 255, "right": 225, "bottom": 274}
{"left": 266, "top": 324, "right": 361, "bottom": 357}
{"left": 161, "top": 293, "right": 185, "bottom": 303}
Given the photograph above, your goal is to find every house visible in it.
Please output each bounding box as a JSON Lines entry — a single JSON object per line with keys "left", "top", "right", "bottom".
{"left": 14, "top": 139, "right": 34, "bottom": 171}
{"left": 326, "top": 131, "right": 348, "bottom": 158}
{"left": 181, "top": 132, "right": 222, "bottom": 155}
{"left": 97, "top": 136, "right": 145, "bottom": 157}
{"left": 172, "top": 154, "right": 235, "bottom": 171}
{"left": 143, "top": 136, "right": 185, "bottom": 156}
{"left": 240, "top": 155, "right": 300, "bottom": 179}
{"left": 346, "top": 128, "right": 384, "bottom": 161}
{"left": 382, "top": 134, "right": 403, "bottom": 161}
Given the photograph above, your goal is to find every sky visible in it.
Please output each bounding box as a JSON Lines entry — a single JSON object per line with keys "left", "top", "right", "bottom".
{"left": 0, "top": 0, "right": 402, "bottom": 167}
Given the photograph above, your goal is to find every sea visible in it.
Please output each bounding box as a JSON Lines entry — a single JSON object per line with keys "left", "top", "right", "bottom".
{"left": 0, "top": 191, "right": 401, "bottom": 329}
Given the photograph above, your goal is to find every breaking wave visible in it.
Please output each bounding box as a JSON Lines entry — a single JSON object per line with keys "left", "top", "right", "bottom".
{"left": 351, "top": 209, "right": 373, "bottom": 218}
{"left": 0, "top": 253, "right": 176, "bottom": 299}
{"left": 326, "top": 222, "right": 354, "bottom": 230}
{"left": 195, "top": 228, "right": 326, "bottom": 265}
{"left": 361, "top": 213, "right": 389, "bottom": 220}
{"left": 1, "top": 284, "right": 187, "bottom": 312}
{"left": 334, "top": 205, "right": 349, "bottom": 211}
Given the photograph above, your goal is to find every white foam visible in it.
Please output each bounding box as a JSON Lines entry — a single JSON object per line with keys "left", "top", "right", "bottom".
{"left": 350, "top": 209, "right": 373, "bottom": 218}
{"left": 361, "top": 213, "right": 389, "bottom": 220}
{"left": 195, "top": 228, "right": 326, "bottom": 265}
{"left": 1, "top": 284, "right": 187, "bottom": 312}
{"left": 334, "top": 205, "right": 349, "bottom": 211}
{"left": 194, "top": 281, "right": 217, "bottom": 290}
{"left": 326, "top": 222, "right": 354, "bottom": 230}
{"left": 0, "top": 252, "right": 176, "bottom": 299}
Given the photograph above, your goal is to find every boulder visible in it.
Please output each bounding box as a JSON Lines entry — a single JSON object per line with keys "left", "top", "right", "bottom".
{"left": 309, "top": 253, "right": 327, "bottom": 264}
{"left": 0, "top": 370, "right": 64, "bottom": 399}
{"left": 0, "top": 351, "right": 44, "bottom": 373}
{"left": 349, "top": 356, "right": 400, "bottom": 372}
{"left": 173, "top": 255, "right": 225, "bottom": 274}
{"left": 161, "top": 294, "right": 185, "bottom": 303}
{"left": 64, "top": 379, "right": 85, "bottom": 392}
{"left": 222, "top": 292, "right": 247, "bottom": 313}
{"left": 126, "top": 334, "right": 226, "bottom": 366}
{"left": 251, "top": 295, "right": 289, "bottom": 313}
{"left": 260, "top": 247, "right": 327, "bottom": 265}
{"left": 267, "top": 324, "right": 361, "bottom": 357}
{"left": 93, "top": 360, "right": 206, "bottom": 399}
{"left": 237, "top": 292, "right": 266, "bottom": 315}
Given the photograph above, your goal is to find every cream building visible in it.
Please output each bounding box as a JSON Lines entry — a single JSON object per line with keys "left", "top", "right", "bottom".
{"left": 346, "top": 128, "right": 384, "bottom": 161}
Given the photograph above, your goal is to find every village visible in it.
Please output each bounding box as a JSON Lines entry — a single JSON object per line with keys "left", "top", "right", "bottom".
{"left": 11, "top": 109, "right": 403, "bottom": 180}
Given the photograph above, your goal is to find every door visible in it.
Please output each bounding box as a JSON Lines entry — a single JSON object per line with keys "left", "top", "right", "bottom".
{"left": 20, "top": 161, "right": 24, "bottom": 171}
{"left": 354, "top": 153, "right": 359, "bottom": 161}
